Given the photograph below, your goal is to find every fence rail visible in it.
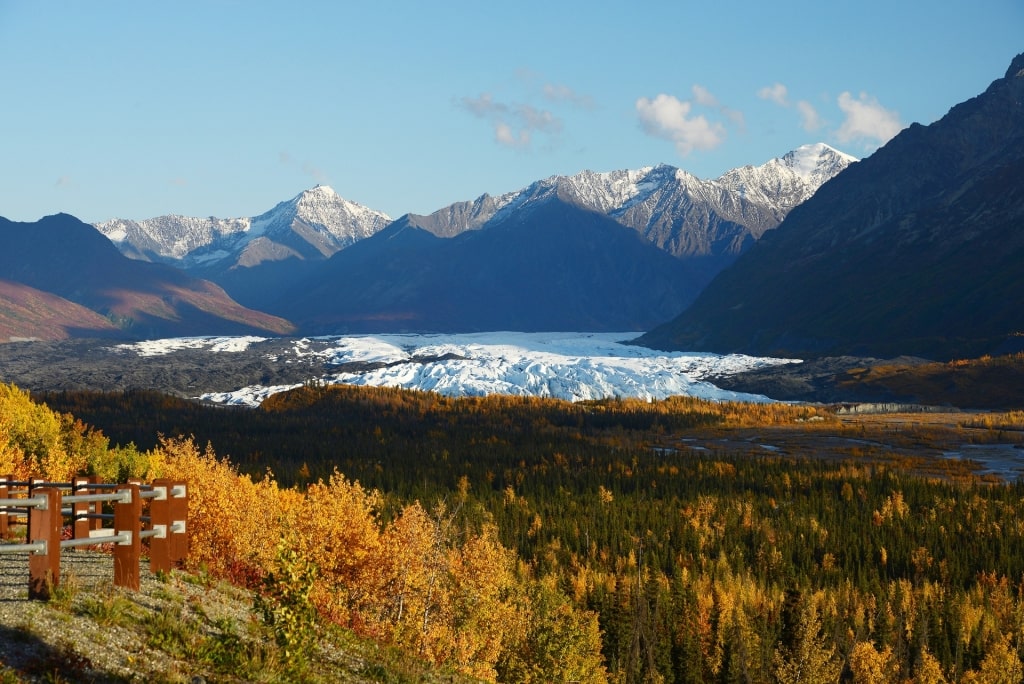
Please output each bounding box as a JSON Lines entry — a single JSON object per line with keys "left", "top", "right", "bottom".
{"left": 0, "top": 475, "right": 188, "bottom": 600}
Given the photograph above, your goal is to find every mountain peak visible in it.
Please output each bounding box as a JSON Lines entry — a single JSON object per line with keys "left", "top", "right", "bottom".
{"left": 299, "top": 184, "right": 339, "bottom": 200}
{"left": 781, "top": 143, "right": 859, "bottom": 184}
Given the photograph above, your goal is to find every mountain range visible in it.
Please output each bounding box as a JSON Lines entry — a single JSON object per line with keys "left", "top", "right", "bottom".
{"left": 638, "top": 52, "right": 1024, "bottom": 360}
{"left": 5, "top": 54, "right": 1021, "bottom": 355}
{"left": 92, "top": 143, "right": 854, "bottom": 332}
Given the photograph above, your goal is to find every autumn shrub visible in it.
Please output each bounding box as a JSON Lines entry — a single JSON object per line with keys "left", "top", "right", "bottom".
{"left": 153, "top": 435, "right": 291, "bottom": 586}
{"left": 255, "top": 537, "right": 319, "bottom": 673}
{"left": 286, "top": 470, "right": 384, "bottom": 627}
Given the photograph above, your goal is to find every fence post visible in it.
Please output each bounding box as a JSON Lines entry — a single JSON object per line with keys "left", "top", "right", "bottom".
{"left": 89, "top": 476, "right": 103, "bottom": 534}
{"left": 72, "top": 476, "right": 91, "bottom": 542}
{"left": 0, "top": 475, "right": 9, "bottom": 540}
{"left": 28, "top": 487, "right": 61, "bottom": 600}
{"left": 149, "top": 479, "right": 170, "bottom": 574}
{"left": 169, "top": 482, "right": 188, "bottom": 569}
{"left": 113, "top": 483, "right": 141, "bottom": 591}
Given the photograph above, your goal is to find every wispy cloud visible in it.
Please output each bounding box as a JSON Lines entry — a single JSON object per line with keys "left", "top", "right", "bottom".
{"left": 836, "top": 91, "right": 902, "bottom": 146}
{"left": 635, "top": 93, "right": 727, "bottom": 156}
{"left": 458, "top": 72, "right": 596, "bottom": 151}
{"left": 693, "top": 84, "right": 745, "bottom": 131}
{"left": 168, "top": 177, "right": 188, "bottom": 188}
{"left": 758, "top": 82, "right": 823, "bottom": 133}
{"left": 279, "top": 151, "right": 330, "bottom": 184}
{"left": 54, "top": 175, "right": 74, "bottom": 188}
{"left": 459, "top": 92, "right": 563, "bottom": 150}
{"left": 796, "top": 100, "right": 823, "bottom": 132}
{"left": 757, "top": 82, "right": 789, "bottom": 106}
{"left": 691, "top": 84, "right": 719, "bottom": 107}
{"left": 494, "top": 122, "right": 530, "bottom": 148}
{"left": 459, "top": 93, "right": 508, "bottom": 118}
{"left": 542, "top": 82, "right": 595, "bottom": 110}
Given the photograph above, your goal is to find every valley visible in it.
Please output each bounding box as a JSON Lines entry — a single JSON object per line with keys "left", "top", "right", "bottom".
{"left": 18, "top": 378, "right": 1024, "bottom": 681}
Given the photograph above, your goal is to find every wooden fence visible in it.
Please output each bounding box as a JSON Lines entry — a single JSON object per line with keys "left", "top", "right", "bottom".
{"left": 0, "top": 475, "right": 188, "bottom": 600}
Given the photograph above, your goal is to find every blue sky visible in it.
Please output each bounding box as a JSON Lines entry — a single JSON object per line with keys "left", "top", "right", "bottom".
{"left": 1, "top": 1, "right": 1021, "bottom": 223}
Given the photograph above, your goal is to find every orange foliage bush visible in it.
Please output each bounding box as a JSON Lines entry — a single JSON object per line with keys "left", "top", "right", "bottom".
{"left": 144, "top": 436, "right": 602, "bottom": 681}
{"left": 153, "top": 436, "right": 293, "bottom": 585}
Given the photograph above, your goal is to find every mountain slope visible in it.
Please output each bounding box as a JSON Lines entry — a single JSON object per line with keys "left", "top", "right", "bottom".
{"left": 638, "top": 54, "right": 1024, "bottom": 360}
{"left": 275, "top": 198, "right": 703, "bottom": 334}
{"left": 0, "top": 214, "right": 294, "bottom": 339}
{"left": 0, "top": 279, "right": 123, "bottom": 341}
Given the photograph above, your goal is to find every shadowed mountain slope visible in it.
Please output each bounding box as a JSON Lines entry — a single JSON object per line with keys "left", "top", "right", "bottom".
{"left": 0, "top": 214, "right": 294, "bottom": 340}
{"left": 275, "top": 199, "right": 702, "bottom": 334}
{"left": 638, "top": 53, "right": 1024, "bottom": 360}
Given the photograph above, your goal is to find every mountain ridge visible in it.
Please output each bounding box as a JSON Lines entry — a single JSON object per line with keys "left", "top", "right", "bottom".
{"left": 96, "top": 185, "right": 391, "bottom": 270}
{"left": 92, "top": 143, "right": 854, "bottom": 329}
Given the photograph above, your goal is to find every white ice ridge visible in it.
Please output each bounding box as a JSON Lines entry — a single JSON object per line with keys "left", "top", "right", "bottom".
{"left": 121, "top": 331, "right": 804, "bottom": 407}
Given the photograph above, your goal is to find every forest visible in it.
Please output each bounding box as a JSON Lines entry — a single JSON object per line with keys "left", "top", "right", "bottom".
{"left": 9, "top": 378, "right": 1024, "bottom": 682}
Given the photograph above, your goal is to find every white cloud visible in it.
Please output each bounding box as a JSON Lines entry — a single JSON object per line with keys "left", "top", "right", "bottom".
{"left": 797, "top": 100, "right": 823, "bottom": 132}
{"left": 836, "top": 91, "right": 902, "bottom": 145}
{"left": 757, "top": 82, "right": 789, "bottom": 106}
{"left": 636, "top": 93, "right": 727, "bottom": 156}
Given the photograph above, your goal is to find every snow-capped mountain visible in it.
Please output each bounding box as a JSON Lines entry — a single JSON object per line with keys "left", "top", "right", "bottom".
{"left": 96, "top": 185, "right": 391, "bottom": 270}
{"left": 716, "top": 143, "right": 857, "bottom": 211}
{"left": 91, "top": 143, "right": 855, "bottom": 335}
{"left": 402, "top": 143, "right": 857, "bottom": 258}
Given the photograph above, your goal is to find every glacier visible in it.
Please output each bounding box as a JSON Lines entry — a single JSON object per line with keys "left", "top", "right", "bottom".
{"left": 114, "top": 332, "right": 801, "bottom": 407}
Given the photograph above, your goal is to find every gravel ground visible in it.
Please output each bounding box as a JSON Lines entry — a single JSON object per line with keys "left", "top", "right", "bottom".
{"left": 0, "top": 547, "right": 255, "bottom": 682}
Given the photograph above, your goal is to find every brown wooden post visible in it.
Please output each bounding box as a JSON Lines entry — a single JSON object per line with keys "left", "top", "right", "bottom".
{"left": 113, "top": 483, "right": 141, "bottom": 591}
{"left": 89, "top": 476, "right": 102, "bottom": 533}
{"left": 0, "top": 475, "right": 9, "bottom": 540}
{"left": 169, "top": 482, "right": 188, "bottom": 568}
{"left": 149, "top": 479, "right": 171, "bottom": 574}
{"left": 72, "top": 476, "right": 90, "bottom": 542}
{"left": 28, "top": 487, "right": 61, "bottom": 600}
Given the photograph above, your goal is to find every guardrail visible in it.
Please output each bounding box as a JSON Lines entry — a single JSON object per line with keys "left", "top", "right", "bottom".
{"left": 0, "top": 475, "right": 188, "bottom": 600}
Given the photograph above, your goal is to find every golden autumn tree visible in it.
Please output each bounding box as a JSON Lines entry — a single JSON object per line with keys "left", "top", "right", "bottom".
{"left": 155, "top": 435, "right": 290, "bottom": 583}
{"left": 497, "top": 573, "right": 608, "bottom": 684}
{"left": 772, "top": 599, "right": 843, "bottom": 684}
{"left": 287, "top": 470, "right": 384, "bottom": 628}
{"left": 962, "top": 634, "right": 1024, "bottom": 684}
{"left": 848, "top": 641, "right": 898, "bottom": 684}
